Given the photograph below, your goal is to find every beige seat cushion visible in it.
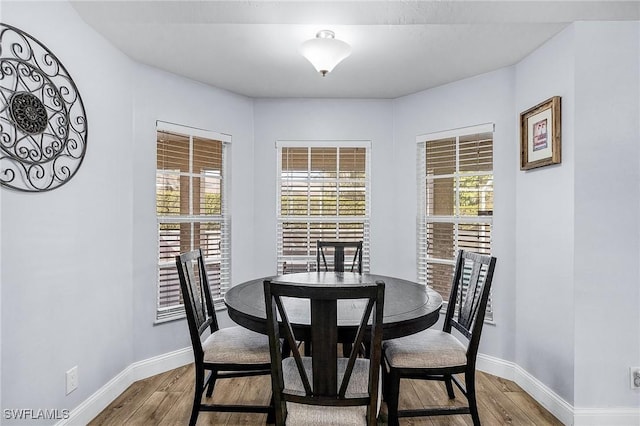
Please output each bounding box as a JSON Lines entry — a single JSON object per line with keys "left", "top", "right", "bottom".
{"left": 383, "top": 329, "right": 467, "bottom": 369}
{"left": 202, "top": 326, "right": 271, "bottom": 364}
{"left": 282, "top": 357, "right": 377, "bottom": 425}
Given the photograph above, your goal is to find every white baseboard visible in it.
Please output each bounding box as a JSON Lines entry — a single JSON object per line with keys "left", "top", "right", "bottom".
{"left": 56, "top": 348, "right": 639, "bottom": 426}
{"left": 573, "top": 408, "right": 640, "bottom": 426}
{"left": 478, "top": 353, "right": 574, "bottom": 424}
{"left": 476, "top": 352, "right": 516, "bottom": 381}
{"left": 56, "top": 347, "right": 193, "bottom": 426}
{"left": 512, "top": 362, "right": 575, "bottom": 425}
{"left": 477, "top": 354, "right": 640, "bottom": 426}
{"left": 129, "top": 347, "right": 193, "bottom": 383}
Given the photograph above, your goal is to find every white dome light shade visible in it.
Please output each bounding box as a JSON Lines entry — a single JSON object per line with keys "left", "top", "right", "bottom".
{"left": 301, "top": 30, "right": 351, "bottom": 76}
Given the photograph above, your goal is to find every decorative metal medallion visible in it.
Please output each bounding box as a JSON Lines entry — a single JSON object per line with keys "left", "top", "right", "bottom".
{"left": 0, "top": 23, "right": 87, "bottom": 192}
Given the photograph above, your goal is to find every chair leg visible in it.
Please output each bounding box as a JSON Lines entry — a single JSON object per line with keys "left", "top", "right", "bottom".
{"left": 363, "top": 341, "right": 371, "bottom": 358}
{"left": 445, "top": 374, "right": 456, "bottom": 399}
{"left": 465, "top": 370, "right": 481, "bottom": 426}
{"left": 190, "top": 364, "right": 205, "bottom": 426}
{"left": 205, "top": 369, "right": 217, "bottom": 398}
{"left": 274, "top": 400, "right": 287, "bottom": 426}
{"left": 385, "top": 369, "right": 401, "bottom": 426}
{"left": 343, "top": 342, "right": 353, "bottom": 357}
{"left": 282, "top": 340, "right": 292, "bottom": 358}
{"left": 266, "top": 394, "right": 276, "bottom": 423}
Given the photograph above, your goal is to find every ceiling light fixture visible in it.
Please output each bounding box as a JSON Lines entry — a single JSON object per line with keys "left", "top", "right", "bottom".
{"left": 300, "top": 30, "right": 351, "bottom": 77}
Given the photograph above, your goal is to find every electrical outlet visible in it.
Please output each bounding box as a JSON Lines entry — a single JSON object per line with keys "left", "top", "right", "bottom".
{"left": 630, "top": 367, "right": 640, "bottom": 390}
{"left": 66, "top": 366, "right": 78, "bottom": 395}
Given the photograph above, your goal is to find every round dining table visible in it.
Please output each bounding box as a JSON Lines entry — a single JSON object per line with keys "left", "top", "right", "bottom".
{"left": 224, "top": 272, "right": 443, "bottom": 342}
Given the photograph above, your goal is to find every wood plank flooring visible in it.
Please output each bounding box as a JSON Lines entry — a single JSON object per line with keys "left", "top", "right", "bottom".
{"left": 89, "top": 364, "right": 562, "bottom": 425}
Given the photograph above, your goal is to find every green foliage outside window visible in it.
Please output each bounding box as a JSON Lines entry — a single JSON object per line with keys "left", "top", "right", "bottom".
{"left": 458, "top": 175, "right": 493, "bottom": 216}
{"left": 157, "top": 190, "right": 222, "bottom": 215}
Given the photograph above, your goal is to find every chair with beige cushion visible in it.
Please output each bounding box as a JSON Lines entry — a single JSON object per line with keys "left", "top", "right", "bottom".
{"left": 263, "top": 278, "right": 385, "bottom": 425}
{"left": 176, "top": 249, "right": 273, "bottom": 426}
{"left": 382, "top": 250, "right": 497, "bottom": 426}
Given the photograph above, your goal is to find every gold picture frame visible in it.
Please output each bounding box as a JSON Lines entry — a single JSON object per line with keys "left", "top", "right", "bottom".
{"left": 520, "top": 96, "right": 561, "bottom": 170}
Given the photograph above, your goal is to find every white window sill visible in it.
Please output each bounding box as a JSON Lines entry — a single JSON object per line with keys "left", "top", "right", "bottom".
{"left": 153, "top": 303, "right": 227, "bottom": 326}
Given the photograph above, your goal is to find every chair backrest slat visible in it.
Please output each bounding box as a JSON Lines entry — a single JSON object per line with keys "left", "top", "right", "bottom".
{"left": 457, "top": 260, "right": 482, "bottom": 331}
{"left": 445, "top": 250, "right": 497, "bottom": 346}
{"left": 338, "top": 296, "right": 376, "bottom": 398}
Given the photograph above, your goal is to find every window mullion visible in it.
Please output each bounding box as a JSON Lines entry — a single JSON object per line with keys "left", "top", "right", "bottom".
{"left": 306, "top": 147, "right": 312, "bottom": 252}
{"left": 307, "top": 147, "right": 311, "bottom": 220}
{"left": 336, "top": 147, "right": 341, "bottom": 221}
{"left": 454, "top": 135, "right": 460, "bottom": 254}
{"left": 189, "top": 135, "right": 194, "bottom": 251}
{"left": 455, "top": 135, "right": 460, "bottom": 219}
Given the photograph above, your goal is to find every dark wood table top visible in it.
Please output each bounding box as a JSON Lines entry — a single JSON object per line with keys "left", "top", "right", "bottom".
{"left": 225, "top": 272, "right": 443, "bottom": 340}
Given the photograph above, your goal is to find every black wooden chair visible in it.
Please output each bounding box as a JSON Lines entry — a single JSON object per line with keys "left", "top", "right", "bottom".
{"left": 316, "top": 240, "right": 363, "bottom": 274}
{"left": 263, "top": 278, "right": 385, "bottom": 425}
{"left": 176, "top": 249, "right": 273, "bottom": 426}
{"left": 382, "top": 250, "right": 497, "bottom": 426}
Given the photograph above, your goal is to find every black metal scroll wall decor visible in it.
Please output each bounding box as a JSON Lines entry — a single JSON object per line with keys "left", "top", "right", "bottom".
{"left": 0, "top": 23, "right": 87, "bottom": 192}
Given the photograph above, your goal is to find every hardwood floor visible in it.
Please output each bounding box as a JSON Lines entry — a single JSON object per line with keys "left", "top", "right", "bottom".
{"left": 89, "top": 364, "right": 563, "bottom": 425}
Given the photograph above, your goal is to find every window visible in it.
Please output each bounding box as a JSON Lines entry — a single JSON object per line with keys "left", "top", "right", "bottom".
{"left": 417, "top": 124, "right": 493, "bottom": 317}
{"left": 276, "top": 141, "right": 371, "bottom": 274}
{"left": 156, "top": 121, "right": 230, "bottom": 321}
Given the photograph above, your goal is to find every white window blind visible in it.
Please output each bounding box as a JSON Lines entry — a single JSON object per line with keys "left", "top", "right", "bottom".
{"left": 156, "top": 121, "right": 230, "bottom": 321}
{"left": 276, "top": 141, "right": 371, "bottom": 274}
{"left": 417, "top": 124, "right": 494, "bottom": 319}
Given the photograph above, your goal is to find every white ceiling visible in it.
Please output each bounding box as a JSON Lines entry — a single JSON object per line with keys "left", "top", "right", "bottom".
{"left": 71, "top": 1, "right": 640, "bottom": 99}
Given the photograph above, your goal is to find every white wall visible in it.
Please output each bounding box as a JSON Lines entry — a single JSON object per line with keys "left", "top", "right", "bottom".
{"left": 1, "top": 1, "right": 258, "bottom": 421}
{"left": 572, "top": 21, "right": 640, "bottom": 410}
{"left": 514, "top": 25, "right": 576, "bottom": 404}
{"left": 514, "top": 20, "right": 640, "bottom": 414}
{"left": 392, "top": 67, "right": 517, "bottom": 363}
{"left": 252, "top": 99, "right": 394, "bottom": 277}
{"left": 0, "top": 0, "right": 3, "bottom": 413}
{"left": 131, "top": 64, "right": 256, "bottom": 361}
{"left": 391, "top": 22, "right": 640, "bottom": 416}
{"left": 2, "top": 1, "right": 135, "bottom": 421}
{"left": 2, "top": 2, "right": 639, "bottom": 423}
{"left": 0, "top": 1, "right": 3, "bottom": 411}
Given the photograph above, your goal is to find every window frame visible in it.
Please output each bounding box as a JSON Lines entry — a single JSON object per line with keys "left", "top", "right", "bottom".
{"left": 155, "top": 121, "right": 231, "bottom": 322}
{"left": 416, "top": 123, "right": 494, "bottom": 320}
{"left": 276, "top": 140, "right": 371, "bottom": 274}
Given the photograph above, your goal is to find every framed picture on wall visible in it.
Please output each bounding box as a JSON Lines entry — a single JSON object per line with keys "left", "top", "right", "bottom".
{"left": 520, "top": 96, "right": 561, "bottom": 170}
